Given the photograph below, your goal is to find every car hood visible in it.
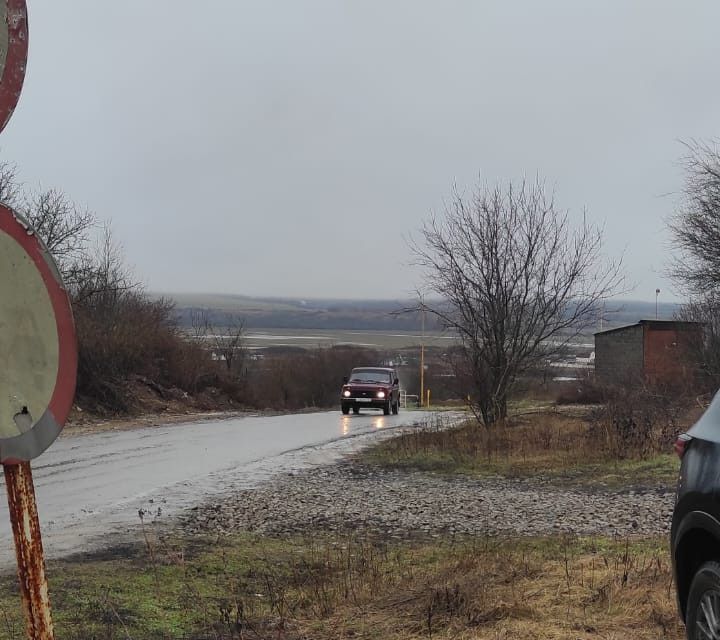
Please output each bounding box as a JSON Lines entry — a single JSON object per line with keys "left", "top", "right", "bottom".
{"left": 345, "top": 382, "right": 389, "bottom": 389}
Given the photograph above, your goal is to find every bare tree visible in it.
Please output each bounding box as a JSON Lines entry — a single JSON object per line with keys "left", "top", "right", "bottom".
{"left": 190, "top": 310, "right": 247, "bottom": 373}
{"left": 0, "top": 166, "right": 96, "bottom": 273}
{"left": 669, "top": 140, "right": 720, "bottom": 296}
{"left": 0, "top": 164, "right": 94, "bottom": 254}
{"left": 0, "top": 164, "right": 139, "bottom": 314}
{"left": 667, "top": 140, "right": 720, "bottom": 299}
{"left": 5, "top": 180, "right": 134, "bottom": 307}
{"left": 675, "top": 297, "right": 720, "bottom": 391}
{"left": 189, "top": 308, "right": 212, "bottom": 341}
{"left": 665, "top": 140, "right": 720, "bottom": 387}
{"left": 211, "top": 316, "right": 247, "bottom": 373}
{"left": 412, "top": 177, "right": 623, "bottom": 426}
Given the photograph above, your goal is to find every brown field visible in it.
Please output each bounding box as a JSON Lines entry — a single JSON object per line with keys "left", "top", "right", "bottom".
{"left": 238, "top": 328, "right": 456, "bottom": 350}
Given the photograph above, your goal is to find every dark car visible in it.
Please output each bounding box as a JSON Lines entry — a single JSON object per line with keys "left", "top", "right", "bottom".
{"left": 672, "top": 393, "right": 720, "bottom": 638}
{"left": 341, "top": 367, "right": 400, "bottom": 415}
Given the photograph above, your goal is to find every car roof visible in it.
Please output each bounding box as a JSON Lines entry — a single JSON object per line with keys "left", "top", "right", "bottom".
{"left": 351, "top": 367, "right": 394, "bottom": 372}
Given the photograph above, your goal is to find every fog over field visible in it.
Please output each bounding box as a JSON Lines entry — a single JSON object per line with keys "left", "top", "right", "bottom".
{"left": 165, "top": 292, "right": 680, "bottom": 337}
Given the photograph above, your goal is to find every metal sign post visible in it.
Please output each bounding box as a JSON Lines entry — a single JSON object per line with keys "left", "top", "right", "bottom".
{"left": 4, "top": 462, "right": 53, "bottom": 639}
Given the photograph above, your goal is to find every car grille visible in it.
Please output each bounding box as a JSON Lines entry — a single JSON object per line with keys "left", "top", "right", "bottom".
{"left": 352, "top": 389, "right": 376, "bottom": 398}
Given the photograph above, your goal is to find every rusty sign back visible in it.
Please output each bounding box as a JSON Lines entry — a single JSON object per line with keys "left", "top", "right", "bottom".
{"left": 0, "top": 0, "right": 26, "bottom": 134}
{"left": 0, "top": 205, "right": 77, "bottom": 462}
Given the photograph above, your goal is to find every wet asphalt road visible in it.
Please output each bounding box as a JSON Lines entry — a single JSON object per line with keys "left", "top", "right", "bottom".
{"left": 0, "top": 409, "right": 435, "bottom": 565}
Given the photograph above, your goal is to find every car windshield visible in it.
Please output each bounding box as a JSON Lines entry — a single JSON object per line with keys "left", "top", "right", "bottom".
{"left": 349, "top": 370, "right": 392, "bottom": 383}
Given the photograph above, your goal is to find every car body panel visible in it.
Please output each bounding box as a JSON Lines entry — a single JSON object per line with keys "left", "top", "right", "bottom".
{"left": 672, "top": 394, "right": 720, "bottom": 626}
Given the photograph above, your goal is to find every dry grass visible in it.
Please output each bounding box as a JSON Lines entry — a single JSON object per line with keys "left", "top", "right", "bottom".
{"left": 363, "top": 411, "right": 681, "bottom": 488}
{"left": 322, "top": 536, "right": 683, "bottom": 640}
{"left": 0, "top": 534, "right": 682, "bottom": 639}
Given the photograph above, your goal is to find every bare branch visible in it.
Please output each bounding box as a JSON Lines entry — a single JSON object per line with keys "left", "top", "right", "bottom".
{"left": 21, "top": 187, "right": 95, "bottom": 266}
{"left": 66, "top": 225, "right": 138, "bottom": 309}
{"left": 0, "top": 160, "right": 20, "bottom": 206}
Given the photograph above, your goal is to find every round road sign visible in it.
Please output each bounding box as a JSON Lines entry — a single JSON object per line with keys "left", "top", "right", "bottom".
{"left": 0, "top": 0, "right": 27, "bottom": 134}
{"left": 0, "top": 204, "right": 77, "bottom": 463}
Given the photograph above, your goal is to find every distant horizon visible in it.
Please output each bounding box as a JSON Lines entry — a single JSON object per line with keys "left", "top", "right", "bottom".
{"left": 153, "top": 290, "right": 684, "bottom": 307}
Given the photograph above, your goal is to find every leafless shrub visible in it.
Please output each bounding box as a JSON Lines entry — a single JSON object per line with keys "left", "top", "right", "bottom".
{"left": 247, "top": 346, "right": 379, "bottom": 410}
{"left": 555, "top": 379, "right": 605, "bottom": 405}
{"left": 588, "top": 384, "right": 687, "bottom": 459}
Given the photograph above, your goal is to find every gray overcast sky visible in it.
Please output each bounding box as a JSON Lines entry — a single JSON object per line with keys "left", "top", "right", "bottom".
{"left": 2, "top": 1, "right": 718, "bottom": 301}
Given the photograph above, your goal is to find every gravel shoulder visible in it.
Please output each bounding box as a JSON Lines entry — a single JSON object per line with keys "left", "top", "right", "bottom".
{"left": 182, "top": 458, "right": 674, "bottom": 540}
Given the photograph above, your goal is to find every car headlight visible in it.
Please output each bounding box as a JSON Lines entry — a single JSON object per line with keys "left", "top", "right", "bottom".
{"left": 343, "top": 390, "right": 351, "bottom": 397}
{"left": 377, "top": 391, "right": 386, "bottom": 399}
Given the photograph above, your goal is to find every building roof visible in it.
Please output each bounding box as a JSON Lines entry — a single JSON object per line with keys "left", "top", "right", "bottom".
{"left": 594, "top": 319, "right": 702, "bottom": 337}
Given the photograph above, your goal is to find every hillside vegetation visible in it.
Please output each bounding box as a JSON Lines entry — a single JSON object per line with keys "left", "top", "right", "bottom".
{"left": 166, "top": 292, "right": 679, "bottom": 333}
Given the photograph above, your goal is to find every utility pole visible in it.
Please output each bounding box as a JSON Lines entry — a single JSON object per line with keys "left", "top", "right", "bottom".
{"left": 656, "top": 288, "right": 660, "bottom": 320}
{"left": 420, "top": 295, "right": 425, "bottom": 408}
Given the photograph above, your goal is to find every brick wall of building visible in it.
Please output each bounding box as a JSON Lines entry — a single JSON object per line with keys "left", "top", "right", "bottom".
{"left": 594, "top": 324, "right": 644, "bottom": 385}
{"left": 644, "top": 324, "right": 698, "bottom": 386}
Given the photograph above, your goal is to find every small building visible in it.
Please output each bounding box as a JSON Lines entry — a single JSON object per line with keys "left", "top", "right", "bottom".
{"left": 594, "top": 320, "right": 701, "bottom": 387}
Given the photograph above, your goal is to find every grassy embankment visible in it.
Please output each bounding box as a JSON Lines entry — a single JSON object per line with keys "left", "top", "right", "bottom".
{"left": 0, "top": 533, "right": 682, "bottom": 639}
{"left": 363, "top": 408, "right": 680, "bottom": 489}
{"left": 0, "top": 408, "right": 684, "bottom": 638}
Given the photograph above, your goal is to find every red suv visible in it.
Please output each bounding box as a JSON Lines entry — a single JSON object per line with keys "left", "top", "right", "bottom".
{"left": 341, "top": 367, "right": 400, "bottom": 415}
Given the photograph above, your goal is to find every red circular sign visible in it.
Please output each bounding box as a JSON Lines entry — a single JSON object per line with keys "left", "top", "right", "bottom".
{"left": 0, "top": 205, "right": 77, "bottom": 462}
{"left": 0, "top": 0, "right": 27, "bottom": 134}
